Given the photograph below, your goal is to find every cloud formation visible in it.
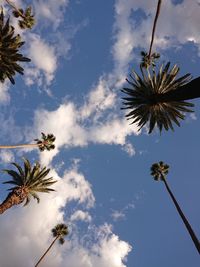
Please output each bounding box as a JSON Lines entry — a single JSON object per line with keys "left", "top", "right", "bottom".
{"left": 0, "top": 162, "right": 131, "bottom": 267}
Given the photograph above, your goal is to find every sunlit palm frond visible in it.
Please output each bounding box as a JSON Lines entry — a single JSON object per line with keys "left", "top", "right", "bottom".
{"left": 2, "top": 158, "right": 56, "bottom": 204}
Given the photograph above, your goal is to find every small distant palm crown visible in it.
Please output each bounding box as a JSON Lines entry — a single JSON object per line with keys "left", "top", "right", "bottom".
{"left": 140, "top": 51, "right": 160, "bottom": 69}
{"left": 2, "top": 158, "right": 56, "bottom": 209}
{"left": 35, "top": 133, "right": 56, "bottom": 152}
{"left": 150, "top": 161, "right": 169, "bottom": 181}
{"left": 121, "top": 56, "right": 194, "bottom": 133}
{"left": 52, "top": 224, "right": 69, "bottom": 244}
{"left": 0, "top": 8, "right": 31, "bottom": 84}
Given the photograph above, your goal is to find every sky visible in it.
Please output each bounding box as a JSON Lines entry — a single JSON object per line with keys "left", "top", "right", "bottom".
{"left": 0, "top": 0, "right": 200, "bottom": 266}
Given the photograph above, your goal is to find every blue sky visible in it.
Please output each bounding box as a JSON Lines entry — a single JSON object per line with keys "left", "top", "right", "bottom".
{"left": 0, "top": 0, "right": 200, "bottom": 266}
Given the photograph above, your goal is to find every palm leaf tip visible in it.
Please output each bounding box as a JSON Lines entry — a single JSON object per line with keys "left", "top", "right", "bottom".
{"left": 121, "top": 62, "right": 194, "bottom": 134}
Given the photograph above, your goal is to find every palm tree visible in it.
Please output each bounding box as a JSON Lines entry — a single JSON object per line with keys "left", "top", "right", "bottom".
{"left": 0, "top": 8, "right": 31, "bottom": 84}
{"left": 35, "top": 224, "right": 69, "bottom": 267}
{"left": 5, "top": 0, "right": 35, "bottom": 29}
{"left": 0, "top": 132, "right": 56, "bottom": 151}
{"left": 121, "top": 62, "right": 199, "bottom": 133}
{"left": 0, "top": 158, "right": 57, "bottom": 214}
{"left": 150, "top": 161, "right": 200, "bottom": 254}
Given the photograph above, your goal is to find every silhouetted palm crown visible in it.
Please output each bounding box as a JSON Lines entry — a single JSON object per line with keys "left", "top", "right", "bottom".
{"left": 52, "top": 224, "right": 69, "bottom": 244}
{"left": 150, "top": 161, "right": 169, "bottom": 181}
{"left": 35, "top": 133, "right": 56, "bottom": 152}
{"left": 3, "top": 158, "right": 56, "bottom": 205}
{"left": 121, "top": 62, "right": 194, "bottom": 133}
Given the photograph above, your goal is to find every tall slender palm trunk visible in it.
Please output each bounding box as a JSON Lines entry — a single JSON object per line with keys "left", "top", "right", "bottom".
{"left": 162, "top": 176, "right": 200, "bottom": 254}
{"left": 0, "top": 187, "right": 27, "bottom": 214}
{"left": 155, "top": 77, "right": 200, "bottom": 103}
{"left": 0, "top": 143, "right": 38, "bottom": 149}
{"left": 35, "top": 236, "right": 59, "bottom": 267}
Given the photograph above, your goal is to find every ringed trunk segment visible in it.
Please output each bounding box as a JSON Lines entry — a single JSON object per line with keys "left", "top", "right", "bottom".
{"left": 154, "top": 77, "right": 200, "bottom": 103}
{"left": 0, "top": 187, "right": 28, "bottom": 214}
{"left": 35, "top": 236, "right": 59, "bottom": 267}
{"left": 162, "top": 176, "right": 200, "bottom": 254}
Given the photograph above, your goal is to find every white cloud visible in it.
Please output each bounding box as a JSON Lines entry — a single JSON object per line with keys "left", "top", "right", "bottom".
{"left": 0, "top": 150, "right": 15, "bottom": 163}
{"left": 25, "top": 34, "right": 57, "bottom": 86}
{"left": 113, "top": 0, "right": 200, "bottom": 61}
{"left": 33, "top": 0, "right": 69, "bottom": 29}
{"left": 70, "top": 210, "right": 92, "bottom": 222}
{"left": 0, "top": 163, "right": 131, "bottom": 267}
{"left": 26, "top": 96, "right": 139, "bottom": 165}
{"left": 111, "top": 210, "right": 126, "bottom": 221}
{"left": 122, "top": 142, "right": 135, "bottom": 156}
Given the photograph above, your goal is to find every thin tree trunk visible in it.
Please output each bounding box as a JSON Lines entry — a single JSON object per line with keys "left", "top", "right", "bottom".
{"left": 35, "top": 236, "right": 59, "bottom": 267}
{"left": 156, "top": 76, "right": 200, "bottom": 102}
{"left": 0, "top": 143, "right": 38, "bottom": 149}
{"left": 148, "top": 0, "right": 162, "bottom": 58}
{"left": 0, "top": 187, "right": 27, "bottom": 214}
{"left": 162, "top": 177, "right": 200, "bottom": 254}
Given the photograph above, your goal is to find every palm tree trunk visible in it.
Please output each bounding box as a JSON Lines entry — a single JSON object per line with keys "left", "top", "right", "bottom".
{"left": 35, "top": 236, "right": 59, "bottom": 267}
{"left": 0, "top": 143, "right": 38, "bottom": 149}
{"left": 162, "top": 177, "right": 200, "bottom": 254}
{"left": 0, "top": 187, "right": 27, "bottom": 214}
{"left": 157, "top": 77, "right": 200, "bottom": 102}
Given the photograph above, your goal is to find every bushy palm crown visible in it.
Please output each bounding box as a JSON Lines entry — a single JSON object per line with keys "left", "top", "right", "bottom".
{"left": 52, "top": 224, "right": 69, "bottom": 244}
{"left": 35, "top": 133, "right": 56, "bottom": 152}
{"left": 3, "top": 158, "right": 57, "bottom": 205}
{"left": 150, "top": 161, "right": 169, "bottom": 181}
{"left": 0, "top": 9, "right": 31, "bottom": 84}
{"left": 121, "top": 62, "right": 194, "bottom": 133}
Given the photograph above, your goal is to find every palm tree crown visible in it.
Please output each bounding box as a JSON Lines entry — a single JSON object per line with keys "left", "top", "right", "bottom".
{"left": 150, "top": 161, "right": 169, "bottom": 181}
{"left": 3, "top": 158, "right": 57, "bottom": 206}
{"left": 121, "top": 62, "right": 194, "bottom": 133}
{"left": 35, "top": 132, "right": 56, "bottom": 152}
{"left": 0, "top": 8, "right": 31, "bottom": 84}
{"left": 52, "top": 224, "right": 69, "bottom": 244}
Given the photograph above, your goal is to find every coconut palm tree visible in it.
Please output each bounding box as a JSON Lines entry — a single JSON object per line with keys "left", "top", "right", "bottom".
{"left": 150, "top": 161, "right": 200, "bottom": 254}
{"left": 35, "top": 224, "right": 69, "bottom": 267}
{"left": 121, "top": 62, "right": 200, "bottom": 133}
{"left": 0, "top": 8, "right": 31, "bottom": 84}
{"left": 0, "top": 158, "right": 57, "bottom": 214}
{"left": 0, "top": 132, "right": 56, "bottom": 151}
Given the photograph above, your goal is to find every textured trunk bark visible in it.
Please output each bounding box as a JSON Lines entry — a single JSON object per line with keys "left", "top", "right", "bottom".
{"left": 156, "top": 77, "right": 200, "bottom": 102}
{"left": 0, "top": 187, "right": 28, "bottom": 214}
{"left": 162, "top": 177, "right": 200, "bottom": 254}
{"left": 35, "top": 236, "right": 59, "bottom": 267}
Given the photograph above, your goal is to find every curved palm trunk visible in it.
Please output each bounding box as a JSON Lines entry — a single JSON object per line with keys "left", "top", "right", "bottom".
{"left": 0, "top": 187, "right": 27, "bottom": 214}
{"left": 156, "top": 77, "right": 200, "bottom": 102}
{"left": 162, "top": 177, "right": 200, "bottom": 254}
{"left": 35, "top": 236, "right": 59, "bottom": 267}
{"left": 0, "top": 143, "right": 38, "bottom": 149}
